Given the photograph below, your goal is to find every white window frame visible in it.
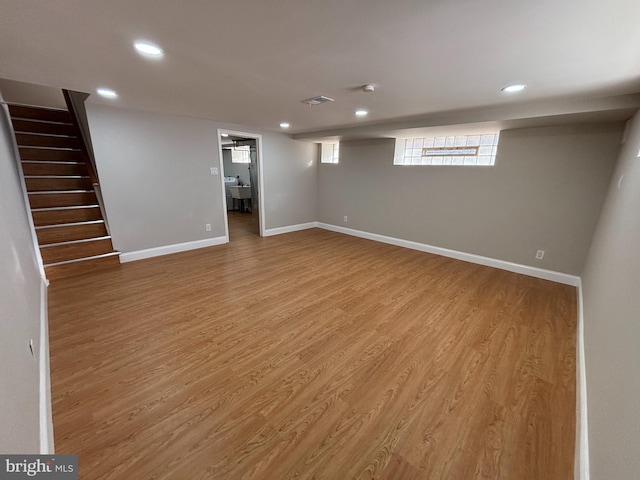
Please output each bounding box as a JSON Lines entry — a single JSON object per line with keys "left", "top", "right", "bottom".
{"left": 393, "top": 133, "right": 500, "bottom": 166}
{"left": 231, "top": 145, "right": 251, "bottom": 163}
{"left": 321, "top": 142, "right": 339, "bottom": 164}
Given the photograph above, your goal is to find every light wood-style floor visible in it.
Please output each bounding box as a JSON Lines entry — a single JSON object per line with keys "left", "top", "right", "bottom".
{"left": 48, "top": 225, "right": 576, "bottom": 479}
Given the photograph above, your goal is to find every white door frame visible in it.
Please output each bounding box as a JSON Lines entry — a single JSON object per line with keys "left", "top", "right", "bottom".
{"left": 217, "top": 129, "right": 265, "bottom": 239}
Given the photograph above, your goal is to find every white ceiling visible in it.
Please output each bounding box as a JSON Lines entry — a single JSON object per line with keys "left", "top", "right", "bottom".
{"left": 1, "top": 0, "right": 639, "bottom": 137}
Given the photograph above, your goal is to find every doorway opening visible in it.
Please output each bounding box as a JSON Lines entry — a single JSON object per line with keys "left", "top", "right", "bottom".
{"left": 218, "top": 130, "right": 264, "bottom": 241}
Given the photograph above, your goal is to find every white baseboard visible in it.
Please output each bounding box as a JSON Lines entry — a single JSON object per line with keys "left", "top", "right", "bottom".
{"left": 575, "top": 279, "right": 590, "bottom": 480}
{"left": 39, "top": 276, "right": 54, "bottom": 454}
{"left": 119, "top": 236, "right": 228, "bottom": 263}
{"left": 316, "top": 222, "right": 580, "bottom": 286}
{"left": 263, "top": 222, "right": 317, "bottom": 237}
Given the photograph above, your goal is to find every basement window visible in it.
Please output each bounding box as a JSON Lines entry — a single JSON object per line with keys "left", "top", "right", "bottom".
{"left": 231, "top": 145, "right": 251, "bottom": 163}
{"left": 393, "top": 133, "right": 500, "bottom": 166}
{"left": 321, "top": 142, "right": 339, "bottom": 164}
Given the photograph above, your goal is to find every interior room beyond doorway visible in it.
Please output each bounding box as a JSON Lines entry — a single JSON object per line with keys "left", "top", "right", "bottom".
{"left": 221, "top": 134, "right": 260, "bottom": 239}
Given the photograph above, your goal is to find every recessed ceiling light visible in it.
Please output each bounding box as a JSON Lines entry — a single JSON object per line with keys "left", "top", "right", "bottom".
{"left": 502, "top": 84, "right": 526, "bottom": 93}
{"left": 280, "top": 122, "right": 290, "bottom": 129}
{"left": 221, "top": 133, "right": 229, "bottom": 137}
{"left": 134, "top": 41, "right": 164, "bottom": 57}
{"left": 96, "top": 88, "right": 118, "bottom": 99}
{"left": 355, "top": 109, "right": 368, "bottom": 117}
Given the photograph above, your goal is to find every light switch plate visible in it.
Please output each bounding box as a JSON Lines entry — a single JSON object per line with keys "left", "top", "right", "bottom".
{"left": 210, "top": 167, "right": 219, "bottom": 175}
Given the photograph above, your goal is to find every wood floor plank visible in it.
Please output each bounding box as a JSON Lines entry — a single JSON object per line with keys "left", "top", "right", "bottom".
{"left": 48, "top": 214, "right": 576, "bottom": 479}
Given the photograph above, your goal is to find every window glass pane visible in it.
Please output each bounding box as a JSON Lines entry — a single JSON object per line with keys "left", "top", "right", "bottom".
{"left": 231, "top": 146, "right": 250, "bottom": 163}
{"left": 466, "top": 135, "right": 480, "bottom": 146}
{"left": 321, "top": 142, "right": 339, "bottom": 163}
{"left": 394, "top": 132, "right": 498, "bottom": 166}
{"left": 480, "top": 134, "right": 495, "bottom": 146}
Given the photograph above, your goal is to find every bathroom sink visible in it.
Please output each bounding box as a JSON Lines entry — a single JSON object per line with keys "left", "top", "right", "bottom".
{"left": 229, "top": 186, "right": 251, "bottom": 199}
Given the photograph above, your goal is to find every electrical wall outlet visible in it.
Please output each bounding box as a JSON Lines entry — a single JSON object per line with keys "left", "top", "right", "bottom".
{"left": 536, "top": 250, "right": 545, "bottom": 260}
{"left": 205, "top": 224, "right": 212, "bottom": 232}
{"left": 210, "top": 167, "right": 219, "bottom": 176}
{"left": 343, "top": 215, "right": 348, "bottom": 222}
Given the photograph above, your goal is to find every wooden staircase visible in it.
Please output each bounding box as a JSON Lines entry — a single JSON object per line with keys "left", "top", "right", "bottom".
{"left": 8, "top": 102, "right": 120, "bottom": 280}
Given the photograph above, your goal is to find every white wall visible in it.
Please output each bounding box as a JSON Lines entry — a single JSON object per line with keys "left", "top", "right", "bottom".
{"left": 261, "top": 132, "right": 317, "bottom": 229}
{"left": 86, "top": 104, "right": 317, "bottom": 253}
{"left": 581, "top": 111, "right": 640, "bottom": 479}
{"left": 0, "top": 94, "right": 45, "bottom": 452}
{"left": 87, "top": 104, "right": 226, "bottom": 253}
{"left": 318, "top": 123, "right": 622, "bottom": 274}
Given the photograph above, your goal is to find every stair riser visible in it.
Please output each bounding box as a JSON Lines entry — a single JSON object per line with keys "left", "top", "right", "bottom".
{"left": 45, "top": 254, "right": 120, "bottom": 281}
{"left": 12, "top": 119, "right": 76, "bottom": 136}
{"left": 25, "top": 177, "right": 92, "bottom": 191}
{"left": 8, "top": 105, "right": 72, "bottom": 124}
{"left": 33, "top": 207, "right": 102, "bottom": 226}
{"left": 29, "top": 191, "right": 97, "bottom": 208}
{"left": 37, "top": 223, "right": 107, "bottom": 245}
{"left": 41, "top": 238, "right": 114, "bottom": 264}
{"left": 15, "top": 133, "right": 81, "bottom": 149}
{"left": 22, "top": 162, "right": 87, "bottom": 176}
{"left": 19, "top": 147, "right": 83, "bottom": 162}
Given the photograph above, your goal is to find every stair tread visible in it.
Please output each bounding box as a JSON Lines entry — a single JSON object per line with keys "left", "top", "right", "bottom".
{"left": 22, "top": 161, "right": 88, "bottom": 176}
{"left": 37, "top": 221, "right": 108, "bottom": 245}
{"left": 25, "top": 177, "right": 93, "bottom": 192}
{"left": 8, "top": 105, "right": 72, "bottom": 124}
{"left": 24, "top": 175, "right": 89, "bottom": 178}
{"left": 15, "top": 134, "right": 82, "bottom": 149}
{"left": 19, "top": 147, "right": 83, "bottom": 161}
{"left": 36, "top": 220, "right": 104, "bottom": 228}
{"left": 32, "top": 205, "right": 100, "bottom": 211}
{"left": 41, "top": 235, "right": 112, "bottom": 248}
{"left": 12, "top": 118, "right": 76, "bottom": 136}
{"left": 32, "top": 205, "right": 102, "bottom": 226}
{"left": 28, "top": 191, "right": 98, "bottom": 209}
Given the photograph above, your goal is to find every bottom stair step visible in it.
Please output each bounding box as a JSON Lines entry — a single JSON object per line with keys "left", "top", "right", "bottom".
{"left": 41, "top": 237, "right": 114, "bottom": 264}
{"left": 45, "top": 252, "right": 120, "bottom": 281}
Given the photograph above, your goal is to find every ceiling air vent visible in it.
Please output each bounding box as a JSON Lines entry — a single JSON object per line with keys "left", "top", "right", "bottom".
{"left": 301, "top": 95, "right": 335, "bottom": 106}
